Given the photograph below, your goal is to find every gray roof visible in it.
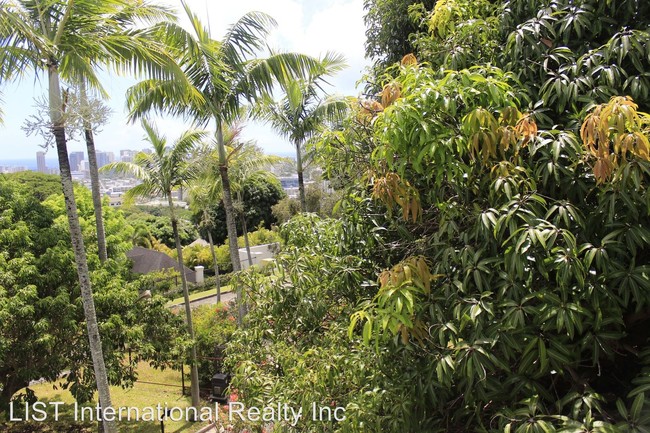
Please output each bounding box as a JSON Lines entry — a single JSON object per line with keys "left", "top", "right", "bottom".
{"left": 126, "top": 246, "right": 196, "bottom": 283}
{"left": 188, "top": 238, "right": 209, "bottom": 248}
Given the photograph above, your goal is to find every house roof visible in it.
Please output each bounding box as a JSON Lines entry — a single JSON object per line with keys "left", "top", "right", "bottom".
{"left": 188, "top": 238, "right": 209, "bottom": 248}
{"left": 126, "top": 246, "right": 196, "bottom": 283}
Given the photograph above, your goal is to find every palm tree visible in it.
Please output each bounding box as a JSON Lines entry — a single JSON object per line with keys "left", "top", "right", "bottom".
{"left": 100, "top": 121, "right": 205, "bottom": 408}
{"left": 126, "top": 1, "right": 321, "bottom": 281}
{"left": 227, "top": 142, "right": 285, "bottom": 267}
{"left": 101, "top": 120, "right": 205, "bottom": 411}
{"left": 0, "top": 2, "right": 177, "bottom": 430}
{"left": 189, "top": 123, "right": 283, "bottom": 297}
{"left": 131, "top": 223, "right": 154, "bottom": 249}
{"left": 68, "top": 2, "right": 179, "bottom": 264}
{"left": 188, "top": 181, "right": 225, "bottom": 302}
{"left": 186, "top": 124, "right": 243, "bottom": 306}
{"left": 255, "top": 52, "right": 348, "bottom": 211}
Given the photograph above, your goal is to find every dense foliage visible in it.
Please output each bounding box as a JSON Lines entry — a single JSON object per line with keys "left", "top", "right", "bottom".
{"left": 0, "top": 181, "right": 184, "bottom": 412}
{"left": 125, "top": 209, "right": 198, "bottom": 249}
{"left": 180, "top": 227, "right": 281, "bottom": 273}
{"left": 227, "top": 214, "right": 381, "bottom": 432}
{"left": 272, "top": 184, "right": 341, "bottom": 223}
{"left": 363, "top": 0, "right": 436, "bottom": 69}
{"left": 0, "top": 172, "right": 62, "bottom": 201}
{"left": 193, "top": 303, "right": 237, "bottom": 386}
{"left": 227, "top": 1, "right": 650, "bottom": 432}
{"left": 195, "top": 173, "right": 285, "bottom": 245}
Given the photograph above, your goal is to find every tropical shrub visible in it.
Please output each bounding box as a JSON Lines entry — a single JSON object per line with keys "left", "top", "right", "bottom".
{"left": 226, "top": 215, "right": 383, "bottom": 432}
{"left": 0, "top": 181, "right": 184, "bottom": 412}
{"left": 228, "top": 57, "right": 650, "bottom": 432}
{"left": 352, "top": 62, "right": 650, "bottom": 431}
{"left": 193, "top": 303, "right": 237, "bottom": 386}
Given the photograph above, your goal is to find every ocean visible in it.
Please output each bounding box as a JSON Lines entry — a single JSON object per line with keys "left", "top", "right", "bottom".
{"left": 0, "top": 158, "right": 59, "bottom": 170}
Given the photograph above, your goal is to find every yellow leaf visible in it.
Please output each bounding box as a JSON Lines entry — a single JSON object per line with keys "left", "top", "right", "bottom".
{"left": 381, "top": 82, "right": 402, "bottom": 108}
{"left": 401, "top": 53, "right": 417, "bottom": 66}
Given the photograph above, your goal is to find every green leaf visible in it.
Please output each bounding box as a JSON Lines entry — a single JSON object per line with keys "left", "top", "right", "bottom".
{"left": 363, "top": 319, "right": 373, "bottom": 344}
{"left": 631, "top": 393, "right": 645, "bottom": 420}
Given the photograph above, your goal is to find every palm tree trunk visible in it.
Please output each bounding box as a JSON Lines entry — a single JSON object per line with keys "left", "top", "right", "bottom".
{"left": 207, "top": 230, "right": 221, "bottom": 303}
{"left": 49, "top": 65, "right": 116, "bottom": 433}
{"left": 216, "top": 122, "right": 244, "bottom": 323}
{"left": 241, "top": 215, "right": 252, "bottom": 267}
{"left": 216, "top": 124, "right": 241, "bottom": 273}
{"left": 80, "top": 82, "right": 108, "bottom": 263}
{"left": 236, "top": 191, "right": 253, "bottom": 268}
{"left": 295, "top": 142, "right": 306, "bottom": 212}
{"left": 167, "top": 194, "right": 200, "bottom": 411}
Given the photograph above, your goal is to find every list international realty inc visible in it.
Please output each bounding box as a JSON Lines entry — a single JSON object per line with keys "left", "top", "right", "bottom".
{"left": 9, "top": 401, "right": 346, "bottom": 426}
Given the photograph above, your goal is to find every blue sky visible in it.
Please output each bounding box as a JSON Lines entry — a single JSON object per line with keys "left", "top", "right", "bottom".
{"left": 0, "top": 0, "right": 368, "bottom": 160}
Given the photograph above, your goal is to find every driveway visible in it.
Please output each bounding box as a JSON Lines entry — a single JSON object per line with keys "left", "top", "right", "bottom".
{"left": 168, "top": 291, "right": 237, "bottom": 309}
{"left": 189, "top": 291, "right": 236, "bottom": 307}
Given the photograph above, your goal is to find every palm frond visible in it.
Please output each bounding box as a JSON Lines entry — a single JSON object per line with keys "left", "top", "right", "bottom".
{"left": 59, "top": 52, "right": 106, "bottom": 97}
{"left": 101, "top": 160, "right": 151, "bottom": 181}
{"left": 107, "top": 0, "right": 175, "bottom": 26}
{"left": 140, "top": 119, "right": 166, "bottom": 155}
{"left": 121, "top": 181, "right": 160, "bottom": 206}
{"left": 236, "top": 52, "right": 322, "bottom": 103}
{"left": 221, "top": 11, "right": 276, "bottom": 66}
{"left": 318, "top": 51, "right": 348, "bottom": 75}
{"left": 126, "top": 78, "right": 208, "bottom": 123}
{"left": 0, "top": 5, "right": 49, "bottom": 80}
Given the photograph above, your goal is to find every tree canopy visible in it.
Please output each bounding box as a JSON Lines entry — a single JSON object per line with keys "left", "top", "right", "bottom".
{"left": 363, "top": 0, "right": 436, "bottom": 68}
{"left": 194, "top": 171, "right": 285, "bottom": 245}
{"left": 226, "top": 1, "right": 650, "bottom": 432}
{"left": 0, "top": 179, "right": 183, "bottom": 412}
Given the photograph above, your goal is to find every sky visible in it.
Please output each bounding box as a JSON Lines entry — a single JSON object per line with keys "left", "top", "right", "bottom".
{"left": 0, "top": 0, "right": 369, "bottom": 161}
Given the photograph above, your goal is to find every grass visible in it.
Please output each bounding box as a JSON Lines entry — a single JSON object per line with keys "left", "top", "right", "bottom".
{"left": 9, "top": 362, "right": 215, "bottom": 433}
{"left": 167, "top": 285, "right": 232, "bottom": 306}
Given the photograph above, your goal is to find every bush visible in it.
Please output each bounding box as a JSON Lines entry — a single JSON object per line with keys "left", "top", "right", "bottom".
{"left": 227, "top": 64, "right": 650, "bottom": 432}
{"left": 193, "top": 303, "right": 237, "bottom": 386}
{"left": 235, "top": 225, "right": 281, "bottom": 248}
{"left": 271, "top": 196, "right": 300, "bottom": 224}
{"left": 181, "top": 243, "right": 232, "bottom": 274}
{"left": 138, "top": 268, "right": 181, "bottom": 295}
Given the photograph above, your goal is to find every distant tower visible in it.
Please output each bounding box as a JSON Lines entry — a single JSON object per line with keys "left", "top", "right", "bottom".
{"left": 69, "top": 151, "right": 85, "bottom": 171}
{"left": 96, "top": 151, "right": 108, "bottom": 168}
{"left": 36, "top": 151, "right": 47, "bottom": 173}
{"left": 120, "top": 149, "right": 136, "bottom": 162}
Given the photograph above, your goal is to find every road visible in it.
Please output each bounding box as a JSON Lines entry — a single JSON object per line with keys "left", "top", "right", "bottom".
{"left": 168, "top": 291, "right": 237, "bottom": 309}
{"left": 189, "top": 291, "right": 236, "bottom": 307}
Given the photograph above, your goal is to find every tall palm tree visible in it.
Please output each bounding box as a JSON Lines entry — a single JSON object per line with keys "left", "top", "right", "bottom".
{"left": 227, "top": 142, "right": 285, "bottom": 267}
{"left": 101, "top": 120, "right": 205, "bottom": 411}
{"left": 126, "top": 1, "right": 320, "bottom": 281}
{"left": 0, "top": 2, "right": 178, "bottom": 430}
{"left": 68, "top": 2, "right": 179, "bottom": 263}
{"left": 255, "top": 52, "right": 348, "bottom": 211}
{"left": 189, "top": 124, "right": 283, "bottom": 289}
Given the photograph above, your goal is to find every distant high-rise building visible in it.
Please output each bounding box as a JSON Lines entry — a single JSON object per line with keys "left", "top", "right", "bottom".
{"left": 96, "top": 151, "right": 114, "bottom": 168}
{"left": 36, "top": 151, "right": 47, "bottom": 173}
{"left": 69, "top": 151, "right": 84, "bottom": 171}
{"left": 120, "top": 149, "right": 137, "bottom": 162}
